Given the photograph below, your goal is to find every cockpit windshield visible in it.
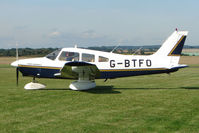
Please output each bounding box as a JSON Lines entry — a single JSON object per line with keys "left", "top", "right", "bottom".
{"left": 46, "top": 49, "right": 61, "bottom": 60}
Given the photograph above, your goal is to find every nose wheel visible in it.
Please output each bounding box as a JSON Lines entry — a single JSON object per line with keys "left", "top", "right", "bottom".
{"left": 24, "top": 77, "right": 46, "bottom": 90}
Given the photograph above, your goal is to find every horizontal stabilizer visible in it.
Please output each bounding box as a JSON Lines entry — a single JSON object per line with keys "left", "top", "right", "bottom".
{"left": 169, "top": 64, "right": 188, "bottom": 69}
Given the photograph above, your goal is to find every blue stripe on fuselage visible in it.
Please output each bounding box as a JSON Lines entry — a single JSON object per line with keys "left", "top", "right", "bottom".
{"left": 19, "top": 67, "right": 60, "bottom": 78}
{"left": 98, "top": 68, "right": 178, "bottom": 79}
{"left": 18, "top": 66, "right": 179, "bottom": 79}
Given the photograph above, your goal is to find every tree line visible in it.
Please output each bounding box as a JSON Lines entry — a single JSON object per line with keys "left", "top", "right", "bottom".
{"left": 0, "top": 48, "right": 58, "bottom": 57}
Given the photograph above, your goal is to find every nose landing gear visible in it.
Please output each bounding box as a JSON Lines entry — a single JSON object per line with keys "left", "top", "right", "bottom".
{"left": 24, "top": 77, "right": 46, "bottom": 90}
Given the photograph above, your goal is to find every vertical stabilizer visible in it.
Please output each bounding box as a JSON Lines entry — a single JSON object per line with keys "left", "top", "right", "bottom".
{"left": 153, "top": 30, "right": 188, "bottom": 57}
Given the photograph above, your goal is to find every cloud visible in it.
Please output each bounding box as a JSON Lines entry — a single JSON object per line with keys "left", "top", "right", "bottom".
{"left": 14, "top": 25, "right": 29, "bottom": 31}
{"left": 49, "top": 31, "right": 61, "bottom": 37}
{"left": 46, "top": 30, "right": 118, "bottom": 47}
{"left": 81, "top": 30, "right": 98, "bottom": 39}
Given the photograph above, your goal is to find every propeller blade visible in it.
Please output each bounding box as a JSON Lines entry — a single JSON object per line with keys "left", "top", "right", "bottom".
{"left": 16, "top": 67, "right": 19, "bottom": 86}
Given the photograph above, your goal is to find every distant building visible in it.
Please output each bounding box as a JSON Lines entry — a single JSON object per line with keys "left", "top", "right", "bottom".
{"left": 182, "top": 49, "right": 199, "bottom": 56}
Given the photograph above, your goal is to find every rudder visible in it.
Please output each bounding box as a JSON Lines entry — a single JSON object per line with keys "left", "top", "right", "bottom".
{"left": 168, "top": 35, "right": 187, "bottom": 56}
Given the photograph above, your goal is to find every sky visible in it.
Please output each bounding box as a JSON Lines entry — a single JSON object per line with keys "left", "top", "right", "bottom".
{"left": 0, "top": 0, "right": 198, "bottom": 48}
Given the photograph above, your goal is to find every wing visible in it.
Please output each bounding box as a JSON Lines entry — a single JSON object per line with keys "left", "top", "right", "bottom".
{"left": 54, "top": 61, "right": 100, "bottom": 80}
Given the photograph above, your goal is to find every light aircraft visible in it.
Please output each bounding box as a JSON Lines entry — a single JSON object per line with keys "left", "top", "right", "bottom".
{"left": 11, "top": 30, "right": 188, "bottom": 90}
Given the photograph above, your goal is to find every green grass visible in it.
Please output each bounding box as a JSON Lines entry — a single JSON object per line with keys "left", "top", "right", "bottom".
{"left": 0, "top": 65, "right": 199, "bottom": 133}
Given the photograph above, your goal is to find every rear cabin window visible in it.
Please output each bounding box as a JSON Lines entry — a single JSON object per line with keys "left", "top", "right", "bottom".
{"left": 82, "top": 53, "right": 95, "bottom": 62}
{"left": 99, "top": 56, "right": 109, "bottom": 62}
{"left": 59, "top": 51, "right": 79, "bottom": 61}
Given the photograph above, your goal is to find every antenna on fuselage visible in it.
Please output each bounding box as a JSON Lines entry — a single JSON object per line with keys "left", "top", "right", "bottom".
{"left": 74, "top": 44, "right": 77, "bottom": 48}
{"left": 110, "top": 43, "right": 120, "bottom": 53}
{"left": 132, "top": 47, "right": 143, "bottom": 55}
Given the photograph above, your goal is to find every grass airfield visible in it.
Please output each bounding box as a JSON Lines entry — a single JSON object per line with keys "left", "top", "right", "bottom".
{"left": 0, "top": 57, "right": 199, "bottom": 132}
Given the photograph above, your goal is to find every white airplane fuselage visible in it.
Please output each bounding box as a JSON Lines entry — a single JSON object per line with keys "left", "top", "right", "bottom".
{"left": 11, "top": 47, "right": 182, "bottom": 79}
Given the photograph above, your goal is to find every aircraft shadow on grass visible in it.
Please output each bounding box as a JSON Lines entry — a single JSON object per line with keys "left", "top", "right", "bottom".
{"left": 120, "top": 87, "right": 199, "bottom": 90}
{"left": 84, "top": 86, "right": 121, "bottom": 94}
{"left": 87, "top": 86, "right": 199, "bottom": 93}
{"left": 38, "top": 85, "right": 121, "bottom": 94}
{"left": 38, "top": 88, "right": 71, "bottom": 91}
{"left": 181, "top": 87, "right": 199, "bottom": 90}
{"left": 84, "top": 86, "right": 174, "bottom": 94}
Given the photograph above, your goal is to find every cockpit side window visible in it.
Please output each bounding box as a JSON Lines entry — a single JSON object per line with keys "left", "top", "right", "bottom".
{"left": 59, "top": 51, "right": 79, "bottom": 61}
{"left": 82, "top": 53, "right": 95, "bottom": 62}
{"left": 99, "top": 56, "right": 109, "bottom": 62}
{"left": 46, "top": 49, "right": 61, "bottom": 60}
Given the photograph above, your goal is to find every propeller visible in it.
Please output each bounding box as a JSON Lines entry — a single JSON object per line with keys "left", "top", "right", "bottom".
{"left": 16, "top": 67, "right": 19, "bottom": 86}
{"left": 16, "top": 42, "right": 19, "bottom": 86}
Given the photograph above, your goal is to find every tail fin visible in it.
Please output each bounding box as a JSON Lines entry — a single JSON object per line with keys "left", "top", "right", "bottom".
{"left": 153, "top": 30, "right": 188, "bottom": 57}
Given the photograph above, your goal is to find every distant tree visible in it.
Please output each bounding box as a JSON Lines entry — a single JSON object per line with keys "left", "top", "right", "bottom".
{"left": 0, "top": 48, "right": 58, "bottom": 57}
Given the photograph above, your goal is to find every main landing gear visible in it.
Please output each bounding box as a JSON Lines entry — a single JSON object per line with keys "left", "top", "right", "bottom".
{"left": 69, "top": 80, "right": 96, "bottom": 91}
{"left": 69, "top": 68, "right": 96, "bottom": 91}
